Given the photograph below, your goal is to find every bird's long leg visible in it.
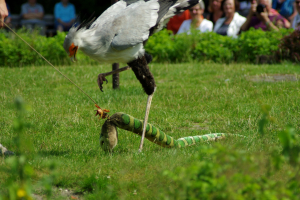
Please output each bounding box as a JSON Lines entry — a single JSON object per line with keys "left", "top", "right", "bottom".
{"left": 139, "top": 88, "right": 156, "bottom": 152}
{"left": 98, "top": 66, "right": 131, "bottom": 91}
{"left": 127, "top": 56, "right": 156, "bottom": 152}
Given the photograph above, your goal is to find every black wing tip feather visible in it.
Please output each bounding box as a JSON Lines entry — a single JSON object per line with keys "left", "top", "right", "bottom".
{"left": 75, "top": 13, "right": 97, "bottom": 31}
{"left": 174, "top": 0, "right": 200, "bottom": 15}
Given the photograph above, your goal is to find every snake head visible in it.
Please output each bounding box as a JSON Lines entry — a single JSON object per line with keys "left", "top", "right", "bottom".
{"left": 95, "top": 104, "right": 110, "bottom": 119}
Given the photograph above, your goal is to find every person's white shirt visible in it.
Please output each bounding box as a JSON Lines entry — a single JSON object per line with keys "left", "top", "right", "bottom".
{"left": 214, "top": 12, "right": 246, "bottom": 38}
{"left": 177, "top": 18, "right": 213, "bottom": 34}
{"left": 292, "top": 13, "right": 300, "bottom": 30}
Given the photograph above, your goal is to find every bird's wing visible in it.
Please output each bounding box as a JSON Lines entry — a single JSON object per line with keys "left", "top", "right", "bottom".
{"left": 92, "top": 1, "right": 127, "bottom": 28}
{"left": 122, "top": 0, "right": 199, "bottom": 35}
{"left": 109, "top": 0, "right": 160, "bottom": 51}
{"left": 122, "top": 0, "right": 149, "bottom": 5}
{"left": 152, "top": 0, "right": 199, "bottom": 33}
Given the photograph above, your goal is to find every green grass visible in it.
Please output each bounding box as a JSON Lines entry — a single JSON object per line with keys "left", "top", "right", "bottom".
{"left": 0, "top": 62, "right": 300, "bottom": 199}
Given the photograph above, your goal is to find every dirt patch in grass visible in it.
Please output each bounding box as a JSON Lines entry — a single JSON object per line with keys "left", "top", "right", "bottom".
{"left": 32, "top": 188, "right": 81, "bottom": 200}
{"left": 246, "top": 74, "right": 298, "bottom": 82}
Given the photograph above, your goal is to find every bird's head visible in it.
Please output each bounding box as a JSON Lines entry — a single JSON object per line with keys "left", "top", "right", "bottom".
{"left": 63, "top": 27, "right": 79, "bottom": 62}
{"left": 63, "top": 18, "right": 97, "bottom": 62}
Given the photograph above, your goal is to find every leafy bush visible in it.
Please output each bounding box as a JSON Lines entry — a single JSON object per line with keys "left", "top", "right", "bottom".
{"left": 192, "top": 31, "right": 238, "bottom": 63}
{"left": 0, "top": 29, "right": 97, "bottom": 67}
{"left": 146, "top": 28, "right": 293, "bottom": 63}
{"left": 237, "top": 28, "right": 293, "bottom": 62}
{"left": 0, "top": 28, "right": 295, "bottom": 67}
{"left": 275, "top": 30, "right": 300, "bottom": 62}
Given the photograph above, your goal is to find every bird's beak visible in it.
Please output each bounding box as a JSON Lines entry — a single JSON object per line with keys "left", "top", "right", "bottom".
{"left": 70, "top": 52, "right": 77, "bottom": 62}
{"left": 69, "top": 43, "right": 78, "bottom": 62}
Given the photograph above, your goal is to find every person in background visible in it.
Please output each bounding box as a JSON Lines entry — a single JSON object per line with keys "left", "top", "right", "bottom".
{"left": 206, "top": 0, "right": 225, "bottom": 26}
{"left": 272, "top": 0, "right": 297, "bottom": 21}
{"left": 54, "top": 0, "right": 76, "bottom": 32}
{"left": 214, "top": 0, "right": 246, "bottom": 37}
{"left": 167, "top": 10, "right": 191, "bottom": 34}
{"left": 292, "top": 0, "right": 300, "bottom": 29}
{"left": 0, "top": 0, "right": 8, "bottom": 28}
{"left": 20, "top": 0, "right": 45, "bottom": 35}
{"left": 239, "top": 0, "right": 252, "bottom": 17}
{"left": 240, "top": 0, "right": 290, "bottom": 32}
{"left": 177, "top": 1, "right": 213, "bottom": 34}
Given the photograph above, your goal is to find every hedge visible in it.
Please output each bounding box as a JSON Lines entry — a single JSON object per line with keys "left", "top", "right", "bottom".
{"left": 0, "top": 28, "right": 296, "bottom": 67}
{"left": 145, "top": 28, "right": 295, "bottom": 63}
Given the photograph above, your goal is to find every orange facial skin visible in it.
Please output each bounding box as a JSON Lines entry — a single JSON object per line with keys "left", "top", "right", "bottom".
{"left": 69, "top": 43, "right": 78, "bottom": 59}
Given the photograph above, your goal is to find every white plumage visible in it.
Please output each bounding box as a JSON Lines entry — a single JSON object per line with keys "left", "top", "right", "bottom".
{"left": 63, "top": 0, "right": 199, "bottom": 64}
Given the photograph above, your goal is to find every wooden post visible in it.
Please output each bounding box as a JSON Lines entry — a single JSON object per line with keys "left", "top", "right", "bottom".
{"left": 111, "top": 0, "right": 120, "bottom": 90}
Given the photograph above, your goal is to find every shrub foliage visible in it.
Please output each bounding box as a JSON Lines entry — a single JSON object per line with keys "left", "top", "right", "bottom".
{"left": 0, "top": 29, "right": 97, "bottom": 67}
{"left": 0, "top": 28, "right": 296, "bottom": 67}
{"left": 146, "top": 28, "right": 294, "bottom": 63}
{"left": 275, "top": 30, "right": 300, "bottom": 62}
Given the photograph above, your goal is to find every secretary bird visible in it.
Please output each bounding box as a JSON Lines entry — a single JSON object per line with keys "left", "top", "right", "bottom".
{"left": 63, "top": 0, "right": 199, "bottom": 151}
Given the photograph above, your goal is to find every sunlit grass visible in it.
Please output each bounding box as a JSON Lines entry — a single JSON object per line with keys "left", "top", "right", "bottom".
{"left": 0, "top": 62, "right": 300, "bottom": 199}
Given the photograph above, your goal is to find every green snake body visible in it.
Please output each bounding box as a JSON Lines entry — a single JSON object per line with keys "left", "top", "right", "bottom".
{"left": 100, "top": 112, "right": 231, "bottom": 152}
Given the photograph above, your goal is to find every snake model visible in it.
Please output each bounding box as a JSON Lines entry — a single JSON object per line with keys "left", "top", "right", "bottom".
{"left": 100, "top": 112, "right": 239, "bottom": 152}
{"left": 0, "top": 112, "right": 239, "bottom": 155}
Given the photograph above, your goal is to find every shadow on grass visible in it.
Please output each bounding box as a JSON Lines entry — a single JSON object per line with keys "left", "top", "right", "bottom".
{"left": 38, "top": 150, "right": 70, "bottom": 156}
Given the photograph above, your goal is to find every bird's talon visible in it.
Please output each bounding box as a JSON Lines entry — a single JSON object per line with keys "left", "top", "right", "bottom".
{"left": 97, "top": 74, "right": 108, "bottom": 92}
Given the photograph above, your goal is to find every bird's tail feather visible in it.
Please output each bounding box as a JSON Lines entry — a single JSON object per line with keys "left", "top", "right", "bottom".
{"left": 150, "top": 0, "right": 199, "bottom": 34}
{"left": 173, "top": 0, "right": 200, "bottom": 15}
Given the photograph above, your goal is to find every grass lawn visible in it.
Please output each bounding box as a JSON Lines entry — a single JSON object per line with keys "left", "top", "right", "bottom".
{"left": 0, "top": 62, "right": 300, "bottom": 199}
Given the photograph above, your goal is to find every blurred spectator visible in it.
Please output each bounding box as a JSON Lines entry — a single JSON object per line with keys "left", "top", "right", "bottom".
{"left": 214, "top": 0, "right": 246, "bottom": 37}
{"left": 206, "top": 0, "right": 225, "bottom": 26}
{"left": 240, "top": 0, "right": 290, "bottom": 32}
{"left": 20, "top": 0, "right": 45, "bottom": 35}
{"left": 239, "top": 0, "right": 252, "bottom": 17}
{"left": 0, "top": 0, "right": 8, "bottom": 28}
{"left": 54, "top": 0, "right": 76, "bottom": 32}
{"left": 269, "top": 6, "right": 291, "bottom": 27}
{"left": 177, "top": 2, "right": 213, "bottom": 34}
{"left": 292, "top": 0, "right": 300, "bottom": 29}
{"left": 272, "top": 0, "right": 297, "bottom": 21}
{"left": 167, "top": 10, "right": 191, "bottom": 34}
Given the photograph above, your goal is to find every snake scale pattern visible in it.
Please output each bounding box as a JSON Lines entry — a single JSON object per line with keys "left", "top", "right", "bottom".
{"left": 1, "top": 113, "right": 239, "bottom": 155}
{"left": 99, "top": 112, "right": 235, "bottom": 152}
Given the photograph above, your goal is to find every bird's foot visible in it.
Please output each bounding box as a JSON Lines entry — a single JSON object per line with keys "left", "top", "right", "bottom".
{"left": 97, "top": 73, "right": 108, "bottom": 92}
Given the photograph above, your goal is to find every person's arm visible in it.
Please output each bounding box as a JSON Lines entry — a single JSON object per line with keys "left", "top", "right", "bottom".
{"left": 23, "top": 13, "right": 43, "bottom": 19}
{"left": 240, "top": 0, "right": 256, "bottom": 31}
{"left": 0, "top": 0, "right": 8, "bottom": 28}
{"left": 288, "top": 11, "right": 297, "bottom": 22}
{"left": 257, "top": 9, "right": 279, "bottom": 31}
{"left": 54, "top": 3, "right": 64, "bottom": 24}
{"left": 65, "top": 4, "right": 76, "bottom": 26}
{"left": 70, "top": 4, "right": 76, "bottom": 22}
